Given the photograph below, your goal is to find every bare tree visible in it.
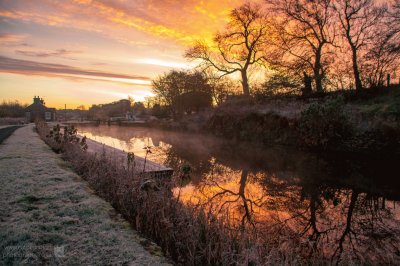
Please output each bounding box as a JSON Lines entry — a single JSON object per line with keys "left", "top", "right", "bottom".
{"left": 185, "top": 3, "right": 269, "bottom": 96}
{"left": 385, "top": 0, "right": 400, "bottom": 53}
{"left": 363, "top": 36, "right": 399, "bottom": 87}
{"left": 369, "top": 0, "right": 400, "bottom": 84}
{"left": 267, "top": 0, "right": 336, "bottom": 93}
{"left": 334, "top": 0, "right": 386, "bottom": 91}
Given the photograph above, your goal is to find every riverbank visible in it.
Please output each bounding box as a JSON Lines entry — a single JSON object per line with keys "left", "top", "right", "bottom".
{"left": 149, "top": 87, "right": 400, "bottom": 155}
{"left": 30, "top": 121, "right": 400, "bottom": 265}
{"left": 72, "top": 121, "right": 400, "bottom": 265}
{"left": 0, "top": 125, "right": 169, "bottom": 265}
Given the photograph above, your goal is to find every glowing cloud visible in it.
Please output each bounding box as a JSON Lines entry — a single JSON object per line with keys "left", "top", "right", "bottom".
{"left": 0, "top": 56, "right": 151, "bottom": 86}
{"left": 135, "top": 58, "right": 191, "bottom": 69}
{"left": 0, "top": 0, "right": 249, "bottom": 106}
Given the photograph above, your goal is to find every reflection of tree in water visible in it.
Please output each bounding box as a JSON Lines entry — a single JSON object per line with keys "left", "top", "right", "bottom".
{"left": 162, "top": 144, "right": 213, "bottom": 185}
{"left": 198, "top": 157, "right": 400, "bottom": 263}
{"left": 78, "top": 125, "right": 400, "bottom": 263}
{"left": 198, "top": 165, "right": 289, "bottom": 234}
{"left": 260, "top": 168, "right": 399, "bottom": 263}
{"left": 199, "top": 169, "right": 263, "bottom": 228}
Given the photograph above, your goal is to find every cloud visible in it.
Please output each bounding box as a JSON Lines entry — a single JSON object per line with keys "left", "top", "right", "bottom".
{"left": 0, "top": 33, "right": 30, "bottom": 47}
{"left": 0, "top": 56, "right": 152, "bottom": 85}
{"left": 71, "top": 0, "right": 241, "bottom": 45}
{"left": 15, "top": 48, "right": 81, "bottom": 59}
{"left": 0, "top": 0, "right": 245, "bottom": 46}
{"left": 0, "top": 9, "right": 67, "bottom": 26}
{"left": 134, "top": 58, "right": 191, "bottom": 69}
{"left": 0, "top": 33, "right": 26, "bottom": 42}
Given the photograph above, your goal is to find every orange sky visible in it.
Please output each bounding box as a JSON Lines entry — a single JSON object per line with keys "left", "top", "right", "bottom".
{"left": 0, "top": 0, "right": 246, "bottom": 109}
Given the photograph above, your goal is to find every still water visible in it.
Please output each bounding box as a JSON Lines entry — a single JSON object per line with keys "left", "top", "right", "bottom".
{"left": 78, "top": 125, "right": 400, "bottom": 263}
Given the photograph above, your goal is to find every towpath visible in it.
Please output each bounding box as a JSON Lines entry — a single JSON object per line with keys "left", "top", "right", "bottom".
{"left": 0, "top": 125, "right": 170, "bottom": 265}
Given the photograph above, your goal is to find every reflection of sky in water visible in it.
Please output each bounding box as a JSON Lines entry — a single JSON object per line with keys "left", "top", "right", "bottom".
{"left": 78, "top": 125, "right": 400, "bottom": 263}
{"left": 78, "top": 129, "right": 169, "bottom": 164}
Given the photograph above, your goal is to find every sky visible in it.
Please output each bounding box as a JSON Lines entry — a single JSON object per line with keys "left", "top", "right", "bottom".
{"left": 0, "top": 0, "right": 245, "bottom": 109}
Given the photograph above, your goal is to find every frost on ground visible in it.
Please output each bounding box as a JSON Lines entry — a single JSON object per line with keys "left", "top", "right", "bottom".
{"left": 0, "top": 125, "right": 170, "bottom": 265}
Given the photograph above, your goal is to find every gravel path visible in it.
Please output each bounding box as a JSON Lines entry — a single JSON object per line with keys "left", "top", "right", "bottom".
{"left": 0, "top": 125, "right": 170, "bottom": 265}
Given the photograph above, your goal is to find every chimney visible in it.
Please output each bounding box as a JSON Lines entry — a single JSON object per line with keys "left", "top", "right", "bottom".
{"left": 33, "top": 96, "right": 44, "bottom": 105}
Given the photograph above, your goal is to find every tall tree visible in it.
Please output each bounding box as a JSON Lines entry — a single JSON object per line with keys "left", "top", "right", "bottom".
{"left": 383, "top": 0, "right": 400, "bottom": 57}
{"left": 267, "top": 0, "right": 336, "bottom": 93}
{"left": 334, "top": 0, "right": 386, "bottom": 91}
{"left": 185, "top": 3, "right": 269, "bottom": 96}
{"left": 152, "top": 70, "right": 211, "bottom": 116}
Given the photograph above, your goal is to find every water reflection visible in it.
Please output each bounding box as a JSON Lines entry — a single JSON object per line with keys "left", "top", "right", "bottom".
{"left": 78, "top": 125, "right": 400, "bottom": 263}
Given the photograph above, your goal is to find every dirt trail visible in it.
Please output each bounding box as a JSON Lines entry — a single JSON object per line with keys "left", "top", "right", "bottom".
{"left": 0, "top": 125, "right": 170, "bottom": 265}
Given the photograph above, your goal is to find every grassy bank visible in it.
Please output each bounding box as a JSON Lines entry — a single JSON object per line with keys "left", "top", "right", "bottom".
{"left": 146, "top": 87, "right": 400, "bottom": 154}
{"left": 0, "top": 117, "right": 25, "bottom": 126}
{"left": 0, "top": 125, "right": 168, "bottom": 265}
{"left": 202, "top": 88, "right": 400, "bottom": 154}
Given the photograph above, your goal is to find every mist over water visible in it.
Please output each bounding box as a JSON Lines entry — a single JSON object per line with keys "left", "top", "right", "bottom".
{"left": 78, "top": 125, "right": 400, "bottom": 262}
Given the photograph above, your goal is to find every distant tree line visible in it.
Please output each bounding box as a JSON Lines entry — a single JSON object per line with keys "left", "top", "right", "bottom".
{"left": 0, "top": 101, "right": 27, "bottom": 118}
{"left": 87, "top": 98, "right": 145, "bottom": 120}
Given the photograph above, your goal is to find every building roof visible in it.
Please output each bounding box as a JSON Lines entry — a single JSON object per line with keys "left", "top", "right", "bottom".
{"left": 25, "top": 103, "right": 53, "bottom": 112}
{"left": 25, "top": 96, "right": 55, "bottom": 112}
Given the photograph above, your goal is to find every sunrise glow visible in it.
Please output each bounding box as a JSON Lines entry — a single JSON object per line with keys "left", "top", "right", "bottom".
{"left": 0, "top": 0, "right": 246, "bottom": 108}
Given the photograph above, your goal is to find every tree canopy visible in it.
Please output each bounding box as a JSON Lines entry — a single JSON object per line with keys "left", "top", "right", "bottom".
{"left": 185, "top": 3, "right": 269, "bottom": 96}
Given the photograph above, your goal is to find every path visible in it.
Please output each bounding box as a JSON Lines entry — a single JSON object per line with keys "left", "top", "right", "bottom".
{"left": 0, "top": 125, "right": 170, "bottom": 265}
{"left": 0, "top": 126, "right": 22, "bottom": 144}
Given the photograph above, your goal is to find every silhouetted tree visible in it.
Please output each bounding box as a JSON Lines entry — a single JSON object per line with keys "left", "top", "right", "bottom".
{"left": 132, "top": 102, "right": 146, "bottom": 115}
{"left": 362, "top": 0, "right": 400, "bottom": 87}
{"left": 387, "top": 0, "right": 400, "bottom": 52}
{"left": 267, "top": 0, "right": 336, "bottom": 93}
{"left": 334, "top": 0, "right": 386, "bottom": 91}
{"left": 259, "top": 71, "right": 303, "bottom": 96}
{"left": 175, "top": 91, "right": 212, "bottom": 115}
{"left": 203, "top": 70, "right": 240, "bottom": 105}
{"left": 87, "top": 99, "right": 131, "bottom": 120}
{"left": 0, "top": 100, "right": 27, "bottom": 117}
{"left": 152, "top": 70, "right": 212, "bottom": 116}
{"left": 185, "top": 3, "right": 269, "bottom": 96}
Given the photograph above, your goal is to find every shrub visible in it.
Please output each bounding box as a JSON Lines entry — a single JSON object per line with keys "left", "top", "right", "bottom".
{"left": 36, "top": 122, "right": 87, "bottom": 153}
{"left": 299, "top": 96, "right": 353, "bottom": 149}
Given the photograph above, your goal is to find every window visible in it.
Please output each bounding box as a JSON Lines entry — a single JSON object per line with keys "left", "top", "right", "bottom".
{"left": 45, "top": 112, "right": 52, "bottom": 120}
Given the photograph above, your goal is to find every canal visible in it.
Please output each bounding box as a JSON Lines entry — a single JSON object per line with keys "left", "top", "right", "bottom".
{"left": 77, "top": 125, "right": 400, "bottom": 263}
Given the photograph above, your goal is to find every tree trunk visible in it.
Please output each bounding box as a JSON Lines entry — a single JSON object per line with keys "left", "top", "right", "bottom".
{"left": 351, "top": 46, "right": 363, "bottom": 91}
{"left": 239, "top": 170, "right": 251, "bottom": 226}
{"left": 314, "top": 48, "right": 323, "bottom": 93}
{"left": 337, "top": 190, "right": 359, "bottom": 256}
{"left": 303, "top": 72, "right": 313, "bottom": 96}
{"left": 241, "top": 70, "right": 250, "bottom": 96}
